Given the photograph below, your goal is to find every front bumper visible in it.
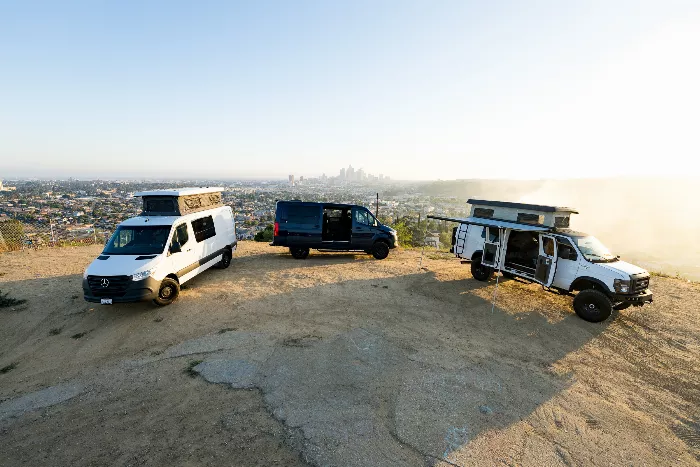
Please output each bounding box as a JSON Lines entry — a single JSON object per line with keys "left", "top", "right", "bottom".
{"left": 612, "top": 289, "right": 653, "bottom": 305}
{"left": 83, "top": 275, "right": 160, "bottom": 303}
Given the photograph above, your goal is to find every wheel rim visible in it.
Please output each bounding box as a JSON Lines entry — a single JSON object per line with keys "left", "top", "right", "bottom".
{"left": 161, "top": 286, "right": 173, "bottom": 299}
{"left": 585, "top": 302, "right": 599, "bottom": 314}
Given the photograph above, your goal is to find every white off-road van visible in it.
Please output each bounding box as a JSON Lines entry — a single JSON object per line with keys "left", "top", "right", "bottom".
{"left": 429, "top": 199, "right": 653, "bottom": 322}
{"left": 83, "top": 187, "right": 237, "bottom": 306}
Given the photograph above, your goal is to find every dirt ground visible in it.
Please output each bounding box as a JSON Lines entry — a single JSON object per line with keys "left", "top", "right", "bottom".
{"left": 0, "top": 242, "right": 698, "bottom": 466}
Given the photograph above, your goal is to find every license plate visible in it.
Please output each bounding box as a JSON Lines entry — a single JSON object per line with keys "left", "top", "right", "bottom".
{"left": 101, "top": 298, "right": 113, "bottom": 305}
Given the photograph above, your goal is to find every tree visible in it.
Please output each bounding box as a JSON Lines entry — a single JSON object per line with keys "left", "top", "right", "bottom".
{"left": 439, "top": 230, "right": 453, "bottom": 249}
{"left": 254, "top": 224, "right": 274, "bottom": 242}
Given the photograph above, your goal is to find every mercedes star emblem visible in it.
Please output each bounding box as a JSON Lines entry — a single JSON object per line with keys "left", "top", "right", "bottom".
{"left": 101, "top": 278, "right": 110, "bottom": 288}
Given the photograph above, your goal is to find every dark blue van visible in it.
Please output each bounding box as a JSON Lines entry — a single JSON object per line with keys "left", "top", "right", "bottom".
{"left": 271, "top": 201, "right": 398, "bottom": 259}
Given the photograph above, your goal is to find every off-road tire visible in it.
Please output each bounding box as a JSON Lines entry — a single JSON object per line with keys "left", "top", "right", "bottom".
{"left": 290, "top": 247, "right": 310, "bottom": 259}
{"left": 573, "top": 289, "right": 613, "bottom": 322}
{"left": 153, "top": 278, "right": 180, "bottom": 307}
{"left": 471, "top": 257, "right": 494, "bottom": 281}
{"left": 613, "top": 302, "right": 632, "bottom": 311}
{"left": 371, "top": 242, "right": 390, "bottom": 260}
{"left": 215, "top": 249, "right": 232, "bottom": 269}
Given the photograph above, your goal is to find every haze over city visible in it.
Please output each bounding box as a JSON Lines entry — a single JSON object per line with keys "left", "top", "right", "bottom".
{"left": 2, "top": 0, "right": 699, "bottom": 180}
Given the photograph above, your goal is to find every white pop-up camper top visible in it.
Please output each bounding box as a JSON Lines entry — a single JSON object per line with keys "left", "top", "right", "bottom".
{"left": 429, "top": 199, "right": 652, "bottom": 322}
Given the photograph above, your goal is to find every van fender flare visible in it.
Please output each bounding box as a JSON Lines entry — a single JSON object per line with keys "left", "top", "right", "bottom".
{"left": 569, "top": 276, "right": 611, "bottom": 294}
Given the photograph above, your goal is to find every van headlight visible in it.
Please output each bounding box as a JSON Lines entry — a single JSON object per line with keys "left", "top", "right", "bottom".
{"left": 614, "top": 278, "right": 630, "bottom": 293}
{"left": 132, "top": 268, "right": 155, "bottom": 281}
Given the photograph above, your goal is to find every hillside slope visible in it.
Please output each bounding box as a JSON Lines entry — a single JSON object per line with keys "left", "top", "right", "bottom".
{"left": 0, "top": 242, "right": 698, "bottom": 466}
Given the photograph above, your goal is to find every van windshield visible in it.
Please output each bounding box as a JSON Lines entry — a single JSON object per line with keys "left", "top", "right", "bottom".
{"left": 572, "top": 235, "right": 617, "bottom": 262}
{"left": 103, "top": 225, "right": 171, "bottom": 255}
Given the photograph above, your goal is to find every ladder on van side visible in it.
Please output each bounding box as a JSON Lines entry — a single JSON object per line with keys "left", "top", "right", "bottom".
{"left": 454, "top": 224, "right": 468, "bottom": 257}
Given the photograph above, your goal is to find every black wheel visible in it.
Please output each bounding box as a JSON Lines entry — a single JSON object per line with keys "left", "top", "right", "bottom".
{"left": 290, "top": 247, "right": 310, "bottom": 259}
{"left": 573, "top": 289, "right": 613, "bottom": 322}
{"left": 371, "top": 242, "right": 390, "bottom": 260}
{"left": 216, "top": 248, "right": 232, "bottom": 269}
{"left": 470, "top": 257, "right": 494, "bottom": 281}
{"left": 153, "top": 278, "right": 180, "bottom": 307}
{"left": 613, "top": 302, "right": 632, "bottom": 311}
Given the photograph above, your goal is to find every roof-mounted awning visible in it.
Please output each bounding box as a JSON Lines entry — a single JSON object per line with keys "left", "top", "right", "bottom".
{"left": 427, "top": 215, "right": 550, "bottom": 232}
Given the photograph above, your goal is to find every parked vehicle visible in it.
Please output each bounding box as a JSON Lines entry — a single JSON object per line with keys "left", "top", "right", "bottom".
{"left": 271, "top": 201, "right": 397, "bottom": 259}
{"left": 429, "top": 199, "right": 653, "bottom": 322}
{"left": 83, "top": 188, "right": 237, "bottom": 306}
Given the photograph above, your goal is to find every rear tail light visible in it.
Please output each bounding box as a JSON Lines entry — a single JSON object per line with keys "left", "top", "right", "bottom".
{"left": 273, "top": 222, "right": 279, "bottom": 236}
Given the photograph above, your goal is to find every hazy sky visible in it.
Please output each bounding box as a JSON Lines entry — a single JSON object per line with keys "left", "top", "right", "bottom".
{"left": 1, "top": 0, "right": 699, "bottom": 180}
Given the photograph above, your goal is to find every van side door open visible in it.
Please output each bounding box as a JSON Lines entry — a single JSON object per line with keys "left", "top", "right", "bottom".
{"left": 481, "top": 227, "right": 502, "bottom": 268}
{"left": 535, "top": 234, "right": 558, "bottom": 286}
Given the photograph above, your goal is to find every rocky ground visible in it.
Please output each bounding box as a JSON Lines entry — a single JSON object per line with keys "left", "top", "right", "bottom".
{"left": 0, "top": 242, "right": 698, "bottom": 466}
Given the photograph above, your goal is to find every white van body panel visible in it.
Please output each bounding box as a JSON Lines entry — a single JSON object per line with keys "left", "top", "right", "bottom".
{"left": 85, "top": 254, "right": 165, "bottom": 278}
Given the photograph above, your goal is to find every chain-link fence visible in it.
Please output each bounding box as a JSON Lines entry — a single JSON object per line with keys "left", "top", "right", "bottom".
{"left": 0, "top": 218, "right": 113, "bottom": 253}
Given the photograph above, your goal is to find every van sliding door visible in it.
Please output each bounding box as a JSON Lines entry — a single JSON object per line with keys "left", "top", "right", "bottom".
{"left": 535, "top": 234, "right": 558, "bottom": 286}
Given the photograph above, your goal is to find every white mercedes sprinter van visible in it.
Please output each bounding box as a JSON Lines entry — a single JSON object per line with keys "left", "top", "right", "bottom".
{"left": 83, "top": 188, "right": 237, "bottom": 306}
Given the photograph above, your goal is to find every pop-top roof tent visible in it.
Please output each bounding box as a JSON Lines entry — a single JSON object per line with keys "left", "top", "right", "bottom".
{"left": 134, "top": 187, "right": 224, "bottom": 216}
{"left": 428, "top": 199, "right": 578, "bottom": 231}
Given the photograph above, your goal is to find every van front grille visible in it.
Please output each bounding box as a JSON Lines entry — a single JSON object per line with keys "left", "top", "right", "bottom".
{"left": 631, "top": 275, "right": 650, "bottom": 293}
{"left": 87, "top": 275, "right": 131, "bottom": 297}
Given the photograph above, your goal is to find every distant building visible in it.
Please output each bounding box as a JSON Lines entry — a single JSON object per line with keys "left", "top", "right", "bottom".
{"left": 288, "top": 175, "right": 295, "bottom": 187}
{"left": 347, "top": 165, "right": 355, "bottom": 181}
{"left": 339, "top": 168, "right": 346, "bottom": 180}
{"left": 0, "top": 180, "right": 16, "bottom": 191}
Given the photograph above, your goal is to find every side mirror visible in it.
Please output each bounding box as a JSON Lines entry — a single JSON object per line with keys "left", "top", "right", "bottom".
{"left": 170, "top": 241, "right": 181, "bottom": 254}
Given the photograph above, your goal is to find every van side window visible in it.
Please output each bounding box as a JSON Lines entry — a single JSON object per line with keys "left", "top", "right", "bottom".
{"left": 517, "top": 213, "right": 543, "bottom": 225}
{"left": 473, "top": 208, "right": 494, "bottom": 218}
{"left": 557, "top": 239, "right": 577, "bottom": 261}
{"left": 174, "top": 223, "right": 189, "bottom": 246}
{"left": 543, "top": 237, "right": 555, "bottom": 256}
{"left": 354, "top": 209, "right": 370, "bottom": 225}
{"left": 192, "top": 216, "right": 216, "bottom": 242}
{"left": 287, "top": 205, "right": 319, "bottom": 225}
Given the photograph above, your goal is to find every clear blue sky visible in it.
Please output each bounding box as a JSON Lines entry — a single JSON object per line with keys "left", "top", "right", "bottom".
{"left": 1, "top": 0, "right": 698, "bottom": 180}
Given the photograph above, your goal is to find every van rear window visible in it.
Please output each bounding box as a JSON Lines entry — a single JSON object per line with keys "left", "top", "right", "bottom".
{"left": 286, "top": 205, "right": 319, "bottom": 224}
{"left": 192, "top": 215, "right": 216, "bottom": 242}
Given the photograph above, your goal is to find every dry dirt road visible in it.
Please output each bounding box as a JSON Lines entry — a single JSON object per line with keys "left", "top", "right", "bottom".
{"left": 0, "top": 242, "right": 698, "bottom": 466}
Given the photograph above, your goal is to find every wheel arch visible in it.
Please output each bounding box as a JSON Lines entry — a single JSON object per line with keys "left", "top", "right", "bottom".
{"left": 570, "top": 276, "right": 610, "bottom": 294}
{"left": 166, "top": 273, "right": 180, "bottom": 283}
